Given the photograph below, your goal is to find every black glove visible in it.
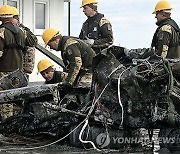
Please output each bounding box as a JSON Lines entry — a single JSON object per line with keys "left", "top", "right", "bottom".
{"left": 58, "top": 81, "right": 72, "bottom": 89}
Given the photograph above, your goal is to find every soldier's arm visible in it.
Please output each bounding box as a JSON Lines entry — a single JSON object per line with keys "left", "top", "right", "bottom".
{"left": 61, "top": 72, "right": 68, "bottom": 82}
{"left": 156, "top": 25, "right": 172, "bottom": 59}
{"left": 93, "top": 17, "right": 113, "bottom": 48}
{"left": 21, "top": 25, "right": 38, "bottom": 47}
{"left": 26, "top": 30, "right": 38, "bottom": 47}
{"left": 0, "top": 35, "right": 4, "bottom": 58}
{"left": 64, "top": 44, "right": 82, "bottom": 85}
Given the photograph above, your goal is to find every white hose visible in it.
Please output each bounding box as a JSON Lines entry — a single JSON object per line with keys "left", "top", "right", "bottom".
{"left": 78, "top": 82, "right": 110, "bottom": 152}
{"left": 79, "top": 119, "right": 101, "bottom": 152}
{"left": 118, "top": 71, "right": 124, "bottom": 126}
{"left": 117, "top": 67, "right": 131, "bottom": 126}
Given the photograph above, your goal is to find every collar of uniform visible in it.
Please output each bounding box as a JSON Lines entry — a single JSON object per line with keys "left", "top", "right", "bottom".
{"left": 156, "top": 18, "right": 170, "bottom": 26}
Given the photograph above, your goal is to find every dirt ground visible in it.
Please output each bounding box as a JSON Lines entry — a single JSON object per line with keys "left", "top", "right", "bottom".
{"left": 0, "top": 143, "right": 177, "bottom": 154}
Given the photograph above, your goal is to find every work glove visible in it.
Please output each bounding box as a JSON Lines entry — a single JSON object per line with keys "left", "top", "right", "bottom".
{"left": 84, "top": 38, "right": 94, "bottom": 46}
{"left": 58, "top": 81, "right": 72, "bottom": 89}
{"left": 123, "top": 47, "right": 130, "bottom": 57}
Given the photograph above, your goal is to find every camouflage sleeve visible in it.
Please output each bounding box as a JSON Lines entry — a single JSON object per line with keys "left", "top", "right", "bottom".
{"left": 0, "top": 38, "right": 4, "bottom": 58}
{"left": 23, "top": 46, "right": 36, "bottom": 74}
{"left": 156, "top": 25, "right": 172, "bottom": 58}
{"left": 61, "top": 72, "right": 68, "bottom": 82}
{"left": 0, "top": 28, "right": 5, "bottom": 58}
{"left": 93, "top": 17, "right": 114, "bottom": 48}
{"left": 64, "top": 44, "right": 82, "bottom": 85}
{"left": 21, "top": 26, "right": 38, "bottom": 47}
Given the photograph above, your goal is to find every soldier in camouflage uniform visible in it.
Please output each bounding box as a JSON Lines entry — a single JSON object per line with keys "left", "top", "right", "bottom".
{"left": 151, "top": 0, "right": 180, "bottom": 59}
{"left": 42, "top": 28, "right": 96, "bottom": 87}
{"left": 79, "top": 0, "right": 113, "bottom": 54}
{"left": 11, "top": 6, "right": 36, "bottom": 76}
{"left": 0, "top": 5, "right": 37, "bottom": 121}
{"left": 37, "top": 59, "right": 67, "bottom": 84}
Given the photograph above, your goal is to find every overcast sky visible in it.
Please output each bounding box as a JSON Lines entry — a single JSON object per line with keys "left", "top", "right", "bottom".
{"left": 64, "top": 0, "right": 180, "bottom": 49}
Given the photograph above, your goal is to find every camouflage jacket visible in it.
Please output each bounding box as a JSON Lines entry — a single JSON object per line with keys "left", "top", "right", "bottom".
{"left": 151, "top": 18, "right": 180, "bottom": 59}
{"left": 58, "top": 36, "right": 96, "bottom": 85}
{"left": 0, "top": 22, "right": 37, "bottom": 72}
{"left": 79, "top": 13, "right": 113, "bottom": 54}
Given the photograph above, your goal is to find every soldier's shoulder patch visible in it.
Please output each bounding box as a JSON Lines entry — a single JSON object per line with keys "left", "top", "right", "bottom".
{"left": 161, "top": 25, "right": 172, "bottom": 34}
{"left": 0, "top": 28, "right": 5, "bottom": 39}
{"left": 99, "top": 17, "right": 110, "bottom": 27}
{"left": 0, "top": 51, "right": 3, "bottom": 57}
{"left": 67, "top": 49, "right": 73, "bottom": 55}
{"left": 64, "top": 38, "right": 78, "bottom": 50}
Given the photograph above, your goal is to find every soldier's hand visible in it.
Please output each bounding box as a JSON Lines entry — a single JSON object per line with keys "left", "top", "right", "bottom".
{"left": 123, "top": 47, "right": 130, "bottom": 57}
{"left": 58, "top": 81, "right": 72, "bottom": 88}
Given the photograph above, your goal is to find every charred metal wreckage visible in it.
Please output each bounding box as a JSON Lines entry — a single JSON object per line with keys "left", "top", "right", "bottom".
{"left": 0, "top": 45, "right": 180, "bottom": 152}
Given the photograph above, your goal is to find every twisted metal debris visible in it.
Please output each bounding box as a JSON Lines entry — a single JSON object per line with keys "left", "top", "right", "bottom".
{"left": 1, "top": 46, "right": 180, "bottom": 152}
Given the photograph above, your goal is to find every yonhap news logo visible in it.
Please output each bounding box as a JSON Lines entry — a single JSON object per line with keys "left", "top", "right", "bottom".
{"left": 96, "top": 133, "right": 110, "bottom": 148}
{"left": 112, "top": 136, "right": 176, "bottom": 144}
{"left": 96, "top": 133, "right": 177, "bottom": 148}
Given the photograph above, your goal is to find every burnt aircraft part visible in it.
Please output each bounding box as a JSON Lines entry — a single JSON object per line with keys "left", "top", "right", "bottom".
{"left": 158, "top": 128, "right": 180, "bottom": 152}
{"left": 69, "top": 125, "right": 114, "bottom": 149}
{"left": 91, "top": 49, "right": 149, "bottom": 128}
{"left": 91, "top": 50, "right": 126, "bottom": 127}
{"left": 92, "top": 49, "right": 124, "bottom": 87}
{"left": 92, "top": 46, "right": 180, "bottom": 128}
{"left": 35, "top": 44, "right": 65, "bottom": 69}
{"left": 0, "top": 69, "right": 28, "bottom": 90}
{"left": 69, "top": 124, "right": 143, "bottom": 150}
{"left": 0, "top": 83, "right": 89, "bottom": 139}
{"left": 1, "top": 45, "right": 180, "bottom": 152}
{"left": 1, "top": 112, "right": 75, "bottom": 138}
{"left": 107, "top": 46, "right": 132, "bottom": 66}
{"left": 0, "top": 83, "right": 60, "bottom": 103}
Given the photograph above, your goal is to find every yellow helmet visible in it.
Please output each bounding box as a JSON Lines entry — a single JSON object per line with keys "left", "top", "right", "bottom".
{"left": 11, "top": 6, "right": 20, "bottom": 16}
{"left": 81, "top": 0, "right": 98, "bottom": 7}
{"left": 37, "top": 59, "right": 53, "bottom": 72}
{"left": 153, "top": 0, "right": 172, "bottom": 14}
{"left": 42, "top": 28, "right": 59, "bottom": 46}
{"left": 0, "top": 5, "right": 14, "bottom": 18}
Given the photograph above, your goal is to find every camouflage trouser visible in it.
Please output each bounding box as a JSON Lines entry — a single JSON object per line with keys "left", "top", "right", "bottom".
{"left": 0, "top": 104, "right": 14, "bottom": 121}
{"left": 0, "top": 72, "right": 14, "bottom": 121}
{"left": 75, "top": 73, "right": 92, "bottom": 88}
